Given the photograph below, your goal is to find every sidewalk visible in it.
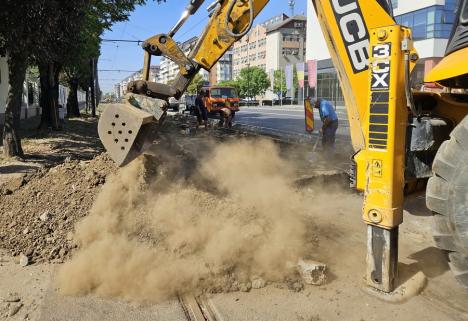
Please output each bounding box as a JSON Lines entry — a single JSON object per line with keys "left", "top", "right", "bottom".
{"left": 241, "top": 104, "right": 347, "bottom": 111}
{"left": 0, "top": 116, "right": 103, "bottom": 194}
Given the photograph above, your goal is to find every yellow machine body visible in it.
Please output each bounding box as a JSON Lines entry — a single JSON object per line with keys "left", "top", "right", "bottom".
{"left": 99, "top": 0, "right": 468, "bottom": 292}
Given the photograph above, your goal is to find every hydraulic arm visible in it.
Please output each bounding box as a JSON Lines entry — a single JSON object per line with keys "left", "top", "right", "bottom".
{"left": 99, "top": 0, "right": 269, "bottom": 166}
{"left": 98, "top": 0, "right": 424, "bottom": 293}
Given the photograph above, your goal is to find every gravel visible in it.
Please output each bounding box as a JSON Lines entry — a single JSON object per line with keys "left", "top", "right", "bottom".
{"left": 0, "top": 154, "right": 116, "bottom": 264}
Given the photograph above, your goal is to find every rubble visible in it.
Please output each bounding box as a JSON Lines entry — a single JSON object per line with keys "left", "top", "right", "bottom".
{"left": 239, "top": 282, "right": 252, "bottom": 292}
{"left": 251, "top": 277, "right": 266, "bottom": 289}
{"left": 19, "top": 254, "right": 29, "bottom": 267}
{"left": 39, "top": 211, "right": 53, "bottom": 222}
{"left": 0, "top": 154, "right": 116, "bottom": 263}
{"left": 297, "top": 259, "right": 327, "bottom": 286}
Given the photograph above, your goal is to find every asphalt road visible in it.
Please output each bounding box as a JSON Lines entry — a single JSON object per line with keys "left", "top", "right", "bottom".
{"left": 234, "top": 105, "right": 350, "bottom": 139}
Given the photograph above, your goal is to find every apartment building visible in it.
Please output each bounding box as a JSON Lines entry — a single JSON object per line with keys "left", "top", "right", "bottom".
{"left": 265, "top": 15, "right": 307, "bottom": 99}
{"left": 232, "top": 14, "right": 290, "bottom": 79}
{"left": 159, "top": 37, "right": 209, "bottom": 85}
{"left": 231, "top": 14, "right": 307, "bottom": 99}
{"left": 306, "top": 0, "right": 458, "bottom": 105}
{"left": 116, "top": 64, "right": 160, "bottom": 99}
{"left": 209, "top": 50, "right": 233, "bottom": 85}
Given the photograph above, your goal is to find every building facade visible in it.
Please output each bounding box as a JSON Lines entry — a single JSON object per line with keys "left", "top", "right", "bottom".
{"left": 232, "top": 22, "right": 268, "bottom": 79}
{"left": 1, "top": 56, "right": 45, "bottom": 125}
{"left": 306, "top": 0, "right": 458, "bottom": 105}
{"left": 1, "top": 56, "right": 86, "bottom": 125}
{"left": 209, "top": 50, "right": 233, "bottom": 85}
{"left": 116, "top": 64, "right": 160, "bottom": 99}
{"left": 159, "top": 37, "right": 208, "bottom": 85}
{"left": 232, "top": 14, "right": 307, "bottom": 100}
{"left": 232, "top": 14, "right": 294, "bottom": 79}
{"left": 265, "top": 15, "right": 307, "bottom": 100}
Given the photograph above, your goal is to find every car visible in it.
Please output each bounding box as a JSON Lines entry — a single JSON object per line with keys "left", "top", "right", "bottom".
{"left": 182, "top": 94, "right": 197, "bottom": 114}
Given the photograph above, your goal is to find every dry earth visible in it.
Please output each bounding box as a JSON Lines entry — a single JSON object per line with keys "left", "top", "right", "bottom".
{"left": 0, "top": 111, "right": 467, "bottom": 321}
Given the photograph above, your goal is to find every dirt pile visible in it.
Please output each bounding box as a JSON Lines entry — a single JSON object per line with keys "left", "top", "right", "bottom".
{"left": 0, "top": 154, "right": 116, "bottom": 263}
{"left": 58, "top": 139, "right": 321, "bottom": 302}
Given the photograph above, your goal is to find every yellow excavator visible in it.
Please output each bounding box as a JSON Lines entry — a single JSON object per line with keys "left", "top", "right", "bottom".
{"left": 98, "top": 0, "right": 468, "bottom": 292}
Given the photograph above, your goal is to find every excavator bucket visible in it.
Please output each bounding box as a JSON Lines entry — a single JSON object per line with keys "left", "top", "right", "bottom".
{"left": 98, "top": 94, "right": 167, "bottom": 167}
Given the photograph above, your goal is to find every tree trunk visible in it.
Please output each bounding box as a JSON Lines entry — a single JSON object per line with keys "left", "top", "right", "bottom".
{"left": 2, "top": 52, "right": 27, "bottom": 157}
{"left": 38, "top": 62, "right": 62, "bottom": 130}
{"left": 94, "top": 58, "right": 100, "bottom": 108}
{"left": 85, "top": 88, "right": 89, "bottom": 114}
{"left": 39, "top": 63, "right": 51, "bottom": 128}
{"left": 90, "top": 59, "right": 96, "bottom": 117}
{"left": 66, "top": 80, "right": 80, "bottom": 118}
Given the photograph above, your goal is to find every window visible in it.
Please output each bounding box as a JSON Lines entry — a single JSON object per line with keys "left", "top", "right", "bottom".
{"left": 210, "top": 88, "right": 237, "bottom": 98}
{"left": 394, "top": 4, "right": 456, "bottom": 40}
{"left": 317, "top": 72, "right": 344, "bottom": 105}
{"left": 463, "top": 0, "right": 468, "bottom": 23}
{"left": 294, "top": 22, "right": 304, "bottom": 29}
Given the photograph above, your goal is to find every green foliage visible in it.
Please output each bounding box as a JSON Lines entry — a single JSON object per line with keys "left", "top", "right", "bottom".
{"left": 236, "top": 67, "right": 270, "bottom": 98}
{"left": 273, "top": 67, "right": 299, "bottom": 98}
{"left": 218, "top": 80, "right": 240, "bottom": 94}
{"left": 273, "top": 70, "right": 286, "bottom": 97}
{"left": 187, "top": 73, "right": 205, "bottom": 94}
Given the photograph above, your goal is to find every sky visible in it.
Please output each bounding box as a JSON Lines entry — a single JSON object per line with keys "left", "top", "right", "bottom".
{"left": 99, "top": 0, "right": 307, "bottom": 93}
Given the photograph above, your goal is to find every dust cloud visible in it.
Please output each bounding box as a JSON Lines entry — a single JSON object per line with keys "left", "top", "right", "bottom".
{"left": 58, "top": 139, "right": 319, "bottom": 302}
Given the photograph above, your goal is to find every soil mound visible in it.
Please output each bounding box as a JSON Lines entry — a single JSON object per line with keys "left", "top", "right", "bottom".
{"left": 0, "top": 154, "right": 116, "bottom": 263}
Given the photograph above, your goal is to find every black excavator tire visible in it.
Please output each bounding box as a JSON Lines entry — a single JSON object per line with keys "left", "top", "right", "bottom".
{"left": 426, "top": 115, "right": 468, "bottom": 288}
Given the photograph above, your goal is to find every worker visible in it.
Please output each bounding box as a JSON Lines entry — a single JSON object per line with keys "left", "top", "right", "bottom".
{"left": 218, "top": 107, "right": 233, "bottom": 128}
{"left": 194, "top": 90, "right": 208, "bottom": 129}
{"left": 314, "top": 98, "right": 339, "bottom": 149}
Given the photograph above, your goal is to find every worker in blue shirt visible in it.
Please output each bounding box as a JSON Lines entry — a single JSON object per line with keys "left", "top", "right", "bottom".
{"left": 314, "top": 98, "right": 339, "bottom": 149}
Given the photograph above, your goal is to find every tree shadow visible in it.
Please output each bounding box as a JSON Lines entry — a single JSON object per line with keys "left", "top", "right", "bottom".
{"left": 0, "top": 164, "right": 40, "bottom": 174}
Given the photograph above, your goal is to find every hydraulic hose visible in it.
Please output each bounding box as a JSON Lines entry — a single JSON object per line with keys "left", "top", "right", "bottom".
{"left": 404, "top": 52, "right": 419, "bottom": 117}
{"left": 225, "top": 0, "right": 254, "bottom": 38}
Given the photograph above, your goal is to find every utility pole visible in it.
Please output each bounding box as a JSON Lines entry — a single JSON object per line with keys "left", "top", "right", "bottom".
{"left": 90, "top": 58, "right": 96, "bottom": 117}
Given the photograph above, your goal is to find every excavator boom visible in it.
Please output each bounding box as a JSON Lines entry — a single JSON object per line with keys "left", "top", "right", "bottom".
{"left": 98, "top": 0, "right": 468, "bottom": 292}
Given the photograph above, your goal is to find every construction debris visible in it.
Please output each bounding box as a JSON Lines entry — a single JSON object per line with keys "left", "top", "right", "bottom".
{"left": 19, "top": 254, "right": 29, "bottom": 267}
{"left": 251, "top": 277, "right": 266, "bottom": 289}
{"left": 297, "top": 259, "right": 327, "bottom": 286}
{"left": 0, "top": 154, "right": 116, "bottom": 263}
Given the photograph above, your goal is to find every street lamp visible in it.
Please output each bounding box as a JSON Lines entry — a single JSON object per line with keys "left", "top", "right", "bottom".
{"left": 288, "top": 0, "right": 295, "bottom": 16}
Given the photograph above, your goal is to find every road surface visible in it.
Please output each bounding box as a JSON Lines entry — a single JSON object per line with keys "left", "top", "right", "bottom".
{"left": 234, "top": 105, "right": 350, "bottom": 140}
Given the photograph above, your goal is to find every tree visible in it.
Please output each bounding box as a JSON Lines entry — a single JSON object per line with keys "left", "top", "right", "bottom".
{"left": 218, "top": 80, "right": 240, "bottom": 94}
{"left": 273, "top": 70, "right": 286, "bottom": 98}
{"left": 187, "top": 73, "right": 205, "bottom": 94}
{"left": 0, "top": 1, "right": 51, "bottom": 157}
{"left": 0, "top": 0, "right": 148, "bottom": 157}
{"left": 273, "top": 68, "right": 299, "bottom": 99}
{"left": 236, "top": 67, "right": 270, "bottom": 99}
